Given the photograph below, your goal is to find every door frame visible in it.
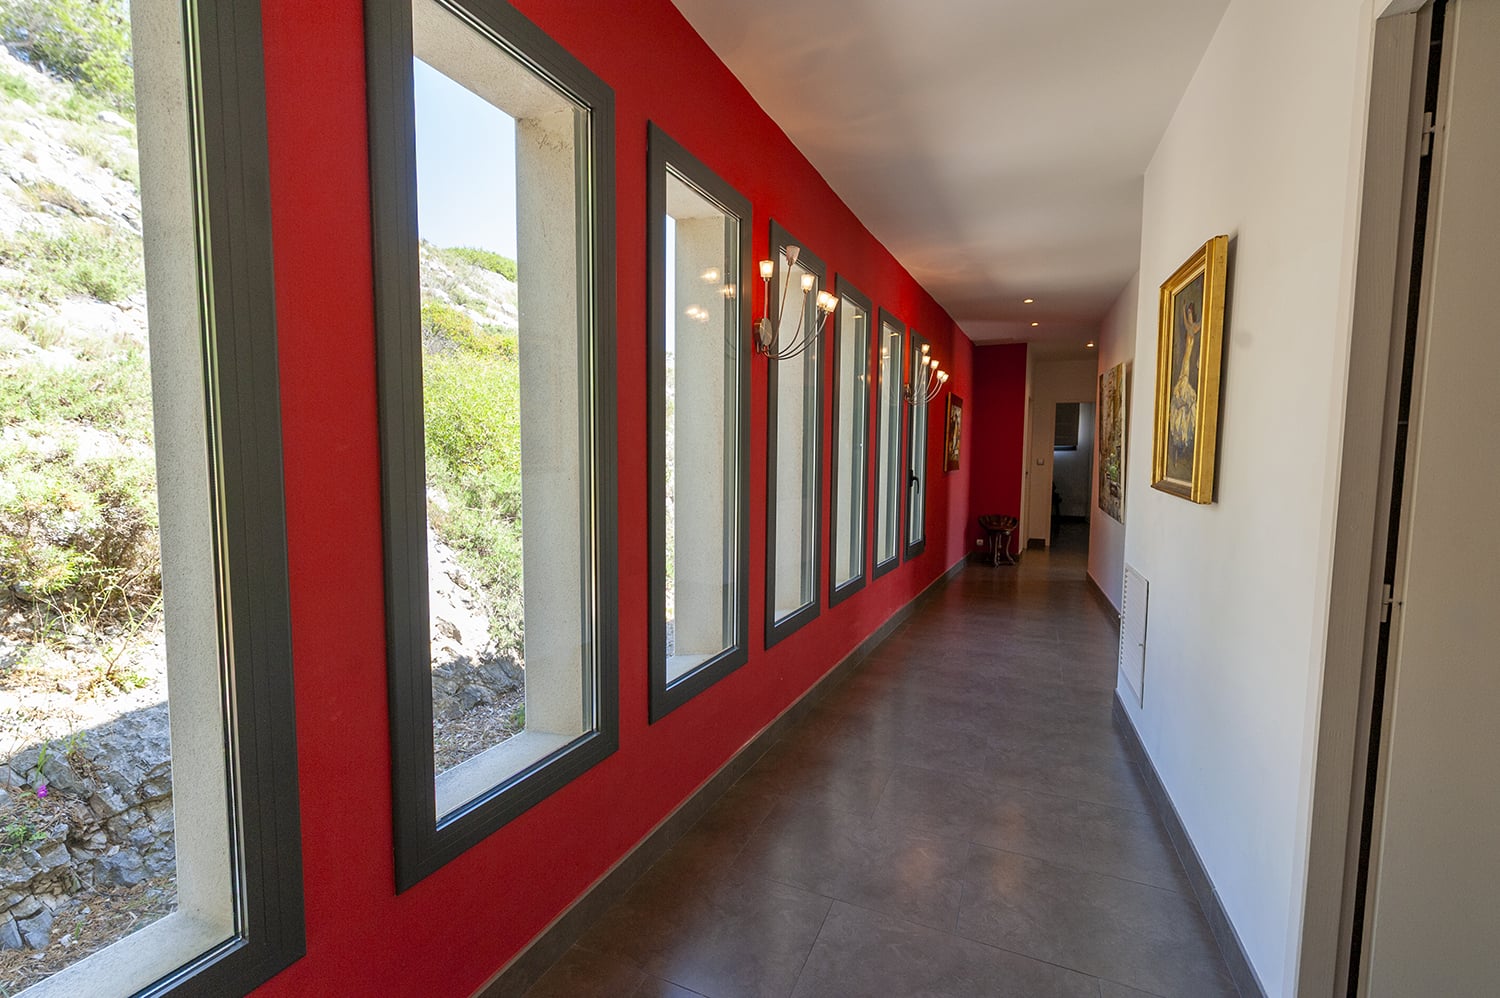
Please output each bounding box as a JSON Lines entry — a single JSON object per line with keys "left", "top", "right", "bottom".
{"left": 1296, "top": 2, "right": 1441, "bottom": 993}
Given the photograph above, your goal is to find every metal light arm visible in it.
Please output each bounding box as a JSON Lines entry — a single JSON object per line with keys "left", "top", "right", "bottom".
{"left": 754, "top": 245, "right": 836, "bottom": 361}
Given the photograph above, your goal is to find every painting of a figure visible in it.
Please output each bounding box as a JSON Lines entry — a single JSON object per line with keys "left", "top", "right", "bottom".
{"left": 1097, "top": 363, "right": 1127, "bottom": 523}
{"left": 1151, "top": 234, "right": 1227, "bottom": 503}
{"left": 944, "top": 394, "right": 963, "bottom": 472}
{"left": 1165, "top": 274, "right": 1204, "bottom": 484}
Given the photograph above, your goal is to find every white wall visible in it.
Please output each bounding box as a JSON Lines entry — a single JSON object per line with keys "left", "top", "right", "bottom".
{"left": 1025, "top": 357, "right": 1096, "bottom": 545}
{"left": 1115, "top": 0, "right": 1378, "bottom": 994}
{"left": 1088, "top": 276, "right": 1138, "bottom": 610}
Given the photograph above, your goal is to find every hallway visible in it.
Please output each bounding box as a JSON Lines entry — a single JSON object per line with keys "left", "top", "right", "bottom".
{"left": 524, "top": 531, "right": 1238, "bottom": 998}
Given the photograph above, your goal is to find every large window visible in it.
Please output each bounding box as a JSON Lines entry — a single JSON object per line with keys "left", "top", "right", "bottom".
{"left": 829, "top": 279, "right": 872, "bottom": 604}
{"left": 764, "top": 222, "right": 827, "bottom": 646}
{"left": 872, "top": 310, "right": 906, "bottom": 576}
{"left": 647, "top": 125, "right": 750, "bottom": 721}
{"left": 904, "top": 329, "right": 931, "bottom": 559}
{"left": 369, "top": 0, "right": 617, "bottom": 888}
{"left": 0, "top": 1, "right": 302, "bottom": 994}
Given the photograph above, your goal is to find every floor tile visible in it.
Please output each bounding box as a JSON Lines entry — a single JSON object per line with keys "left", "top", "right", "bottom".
{"left": 957, "top": 846, "right": 1236, "bottom": 998}
{"left": 791, "top": 901, "right": 1100, "bottom": 998}
{"left": 524, "top": 944, "right": 645, "bottom": 998}
{"left": 734, "top": 796, "right": 970, "bottom": 931}
{"left": 577, "top": 871, "right": 832, "bottom": 998}
{"left": 530, "top": 526, "right": 1234, "bottom": 998}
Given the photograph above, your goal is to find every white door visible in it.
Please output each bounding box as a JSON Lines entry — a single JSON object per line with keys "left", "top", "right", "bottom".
{"left": 1361, "top": 2, "right": 1500, "bottom": 994}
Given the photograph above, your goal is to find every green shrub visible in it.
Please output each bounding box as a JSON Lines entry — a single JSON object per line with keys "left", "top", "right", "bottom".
{"left": 422, "top": 342, "right": 524, "bottom": 657}
{"left": 421, "top": 300, "right": 514, "bottom": 358}
{"left": 440, "top": 246, "right": 517, "bottom": 283}
{"left": 0, "top": 351, "right": 159, "bottom": 623}
{"left": 0, "top": 221, "right": 143, "bottom": 303}
{"left": 0, "top": 66, "right": 39, "bottom": 103}
{"left": 0, "top": 0, "right": 135, "bottom": 112}
{"left": 0, "top": 439, "right": 160, "bottom": 617}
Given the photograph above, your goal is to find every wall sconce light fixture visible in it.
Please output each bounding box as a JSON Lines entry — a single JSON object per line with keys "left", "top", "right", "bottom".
{"left": 754, "top": 244, "right": 836, "bottom": 360}
{"left": 903, "top": 343, "right": 949, "bottom": 407}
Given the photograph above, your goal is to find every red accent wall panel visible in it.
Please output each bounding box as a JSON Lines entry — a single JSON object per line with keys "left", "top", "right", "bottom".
{"left": 256, "top": 1, "right": 976, "bottom": 993}
{"left": 966, "top": 344, "right": 1028, "bottom": 557}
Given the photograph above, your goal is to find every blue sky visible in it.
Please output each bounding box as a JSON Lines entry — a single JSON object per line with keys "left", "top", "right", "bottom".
{"left": 414, "top": 59, "right": 518, "bottom": 259}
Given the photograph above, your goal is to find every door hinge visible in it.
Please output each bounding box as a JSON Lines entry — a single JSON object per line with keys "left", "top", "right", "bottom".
{"left": 1419, "top": 110, "right": 1438, "bottom": 157}
{"left": 1380, "top": 583, "right": 1401, "bottom": 624}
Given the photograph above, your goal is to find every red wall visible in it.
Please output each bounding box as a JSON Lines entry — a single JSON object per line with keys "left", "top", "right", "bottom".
{"left": 255, "top": 1, "right": 975, "bottom": 995}
{"left": 967, "top": 344, "right": 1028, "bottom": 556}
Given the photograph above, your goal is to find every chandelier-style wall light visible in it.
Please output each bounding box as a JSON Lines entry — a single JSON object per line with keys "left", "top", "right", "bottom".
{"left": 754, "top": 244, "right": 837, "bottom": 361}
{"left": 904, "top": 342, "right": 949, "bottom": 407}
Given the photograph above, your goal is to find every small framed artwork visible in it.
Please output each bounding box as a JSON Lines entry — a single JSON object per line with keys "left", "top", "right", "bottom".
{"left": 1151, "top": 234, "right": 1228, "bottom": 503}
{"left": 1098, "top": 361, "right": 1127, "bottom": 523}
{"left": 944, "top": 394, "right": 963, "bottom": 472}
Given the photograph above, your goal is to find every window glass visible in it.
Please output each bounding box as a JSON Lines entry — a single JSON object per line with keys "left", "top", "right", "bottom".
{"left": 873, "top": 312, "right": 905, "bottom": 571}
{"left": 831, "top": 284, "right": 871, "bottom": 595}
{"left": 906, "top": 331, "right": 931, "bottom": 554}
{"left": 411, "top": 0, "right": 598, "bottom": 820}
{"left": 0, "top": 1, "right": 300, "bottom": 992}
{"left": 768, "top": 231, "right": 823, "bottom": 628}
{"left": 651, "top": 133, "right": 749, "bottom": 717}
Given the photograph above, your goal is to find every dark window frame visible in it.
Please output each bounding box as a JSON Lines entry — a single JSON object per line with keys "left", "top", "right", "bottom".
{"left": 903, "top": 328, "right": 931, "bottom": 561}
{"left": 647, "top": 123, "right": 751, "bottom": 722}
{"left": 128, "top": 2, "right": 305, "bottom": 994}
{"left": 828, "top": 277, "right": 873, "bottom": 607}
{"left": 764, "top": 220, "right": 828, "bottom": 648}
{"left": 366, "top": 0, "right": 619, "bottom": 891}
{"left": 872, "top": 308, "right": 907, "bottom": 580}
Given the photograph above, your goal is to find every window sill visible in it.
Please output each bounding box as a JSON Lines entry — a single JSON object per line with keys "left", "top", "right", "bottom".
{"left": 435, "top": 728, "right": 576, "bottom": 820}
{"left": 23, "top": 909, "right": 231, "bottom": 998}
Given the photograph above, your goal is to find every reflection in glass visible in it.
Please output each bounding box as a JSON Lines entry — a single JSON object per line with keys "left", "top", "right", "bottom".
{"left": 908, "top": 361, "right": 929, "bottom": 548}
{"left": 832, "top": 295, "right": 870, "bottom": 590}
{"left": 874, "top": 317, "right": 904, "bottom": 567}
{"left": 662, "top": 172, "right": 741, "bottom": 682}
{"left": 772, "top": 252, "right": 820, "bottom": 621}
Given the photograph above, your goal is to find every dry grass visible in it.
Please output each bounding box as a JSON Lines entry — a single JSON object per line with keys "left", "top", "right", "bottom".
{"left": 0, "top": 874, "right": 174, "bottom": 995}
{"left": 433, "top": 685, "right": 525, "bottom": 774}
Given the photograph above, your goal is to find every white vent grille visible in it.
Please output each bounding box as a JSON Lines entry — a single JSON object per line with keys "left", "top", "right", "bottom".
{"left": 1119, "top": 564, "right": 1148, "bottom": 706}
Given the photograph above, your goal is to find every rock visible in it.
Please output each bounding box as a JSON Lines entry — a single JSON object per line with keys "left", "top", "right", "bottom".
{"left": 8, "top": 895, "right": 42, "bottom": 921}
{"left": 458, "top": 684, "right": 496, "bottom": 712}
{"left": 96, "top": 110, "right": 130, "bottom": 128}
{"left": 16, "top": 905, "right": 52, "bottom": 948}
{"left": 35, "top": 842, "right": 69, "bottom": 873}
{"left": 97, "top": 850, "right": 145, "bottom": 887}
{"left": 0, "top": 914, "right": 20, "bottom": 950}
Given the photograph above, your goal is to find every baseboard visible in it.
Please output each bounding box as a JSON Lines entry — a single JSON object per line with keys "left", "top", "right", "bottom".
{"left": 1085, "top": 573, "right": 1120, "bottom": 622}
{"left": 474, "top": 557, "right": 969, "bottom": 998}
{"left": 1112, "top": 695, "right": 1267, "bottom": 998}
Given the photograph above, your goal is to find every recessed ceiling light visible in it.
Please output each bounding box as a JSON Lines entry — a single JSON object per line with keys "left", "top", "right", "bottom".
{"left": 1022, "top": 298, "right": 1035, "bottom": 304}
{"left": 1030, "top": 321, "right": 1039, "bottom": 327}
{"left": 1086, "top": 341, "right": 1096, "bottom": 348}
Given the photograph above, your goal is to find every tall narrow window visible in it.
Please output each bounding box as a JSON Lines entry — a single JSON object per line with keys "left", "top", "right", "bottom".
{"left": 0, "top": 1, "right": 302, "bottom": 994}
{"left": 905, "top": 330, "right": 932, "bottom": 559}
{"left": 764, "top": 221, "right": 826, "bottom": 646}
{"left": 829, "top": 279, "right": 872, "bottom": 604}
{"left": 369, "top": 0, "right": 618, "bottom": 888}
{"left": 872, "top": 310, "right": 906, "bottom": 577}
{"left": 647, "top": 125, "right": 749, "bottom": 721}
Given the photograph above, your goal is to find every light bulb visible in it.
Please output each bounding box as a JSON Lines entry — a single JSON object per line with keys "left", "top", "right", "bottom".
{"left": 759, "top": 260, "right": 774, "bottom": 280}
{"left": 800, "top": 273, "right": 816, "bottom": 293}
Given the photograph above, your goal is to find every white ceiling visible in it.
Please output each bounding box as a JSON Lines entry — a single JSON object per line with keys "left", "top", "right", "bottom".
{"left": 668, "top": 0, "right": 1229, "bottom": 352}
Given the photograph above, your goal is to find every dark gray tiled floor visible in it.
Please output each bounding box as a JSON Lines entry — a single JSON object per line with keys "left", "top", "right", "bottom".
{"left": 526, "top": 525, "right": 1238, "bottom": 998}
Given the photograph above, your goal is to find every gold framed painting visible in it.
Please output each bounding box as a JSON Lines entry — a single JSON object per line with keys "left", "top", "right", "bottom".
{"left": 1151, "top": 234, "right": 1228, "bottom": 503}
{"left": 944, "top": 394, "right": 963, "bottom": 471}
